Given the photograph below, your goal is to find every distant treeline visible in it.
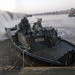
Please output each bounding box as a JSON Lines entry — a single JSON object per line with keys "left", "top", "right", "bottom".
{"left": 32, "top": 9, "right": 71, "bottom": 16}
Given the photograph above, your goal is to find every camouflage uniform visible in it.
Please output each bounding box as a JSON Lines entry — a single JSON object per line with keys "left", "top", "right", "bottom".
{"left": 33, "top": 18, "right": 42, "bottom": 32}
{"left": 18, "top": 17, "right": 31, "bottom": 35}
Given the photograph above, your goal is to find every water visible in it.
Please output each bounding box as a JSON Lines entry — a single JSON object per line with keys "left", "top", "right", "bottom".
{"left": 0, "top": 13, "right": 75, "bottom": 44}
{"left": 28, "top": 14, "right": 75, "bottom": 44}
{"left": 0, "top": 11, "right": 26, "bottom": 40}
{"left": 28, "top": 15, "right": 75, "bottom": 27}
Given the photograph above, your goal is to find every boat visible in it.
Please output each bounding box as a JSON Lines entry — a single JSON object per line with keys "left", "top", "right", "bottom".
{"left": 68, "top": 14, "right": 75, "bottom": 17}
{"left": 68, "top": 8, "right": 75, "bottom": 17}
{"left": 5, "top": 23, "right": 75, "bottom": 66}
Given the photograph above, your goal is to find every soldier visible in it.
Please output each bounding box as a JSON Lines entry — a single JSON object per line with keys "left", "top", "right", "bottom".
{"left": 18, "top": 17, "right": 31, "bottom": 35}
{"left": 33, "top": 18, "right": 42, "bottom": 32}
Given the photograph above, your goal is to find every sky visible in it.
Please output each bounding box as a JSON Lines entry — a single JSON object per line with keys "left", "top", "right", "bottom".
{"left": 0, "top": 0, "right": 75, "bottom": 14}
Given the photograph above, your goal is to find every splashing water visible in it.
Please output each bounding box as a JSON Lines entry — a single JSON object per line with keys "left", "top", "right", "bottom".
{"left": 0, "top": 13, "right": 72, "bottom": 41}
{"left": 0, "top": 11, "right": 26, "bottom": 40}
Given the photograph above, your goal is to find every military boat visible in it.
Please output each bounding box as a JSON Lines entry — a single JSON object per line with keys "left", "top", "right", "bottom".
{"left": 5, "top": 25, "right": 75, "bottom": 66}
{"left": 68, "top": 14, "right": 75, "bottom": 17}
{"left": 68, "top": 8, "right": 75, "bottom": 17}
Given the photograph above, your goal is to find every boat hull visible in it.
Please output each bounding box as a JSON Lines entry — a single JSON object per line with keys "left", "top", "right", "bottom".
{"left": 5, "top": 27, "right": 75, "bottom": 66}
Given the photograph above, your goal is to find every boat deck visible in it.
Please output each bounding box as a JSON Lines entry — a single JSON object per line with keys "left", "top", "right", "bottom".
{"left": 30, "top": 40, "right": 75, "bottom": 60}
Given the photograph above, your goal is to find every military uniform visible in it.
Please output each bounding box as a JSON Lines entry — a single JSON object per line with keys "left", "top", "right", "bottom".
{"left": 33, "top": 18, "right": 42, "bottom": 32}
{"left": 18, "top": 17, "right": 31, "bottom": 35}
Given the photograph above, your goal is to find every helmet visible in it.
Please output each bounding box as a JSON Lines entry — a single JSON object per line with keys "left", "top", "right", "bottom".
{"left": 23, "top": 17, "right": 28, "bottom": 22}
{"left": 21, "top": 17, "right": 28, "bottom": 23}
{"left": 37, "top": 18, "right": 42, "bottom": 22}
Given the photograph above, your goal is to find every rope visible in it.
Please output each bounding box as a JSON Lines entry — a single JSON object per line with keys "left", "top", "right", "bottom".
{"left": 22, "top": 50, "right": 26, "bottom": 68}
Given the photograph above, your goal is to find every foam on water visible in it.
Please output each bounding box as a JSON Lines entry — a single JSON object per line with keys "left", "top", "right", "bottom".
{"left": 58, "top": 29, "right": 70, "bottom": 37}
{"left": 0, "top": 11, "right": 26, "bottom": 40}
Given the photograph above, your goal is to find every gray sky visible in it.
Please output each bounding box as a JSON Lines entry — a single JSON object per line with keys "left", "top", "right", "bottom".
{"left": 0, "top": 0, "right": 75, "bottom": 14}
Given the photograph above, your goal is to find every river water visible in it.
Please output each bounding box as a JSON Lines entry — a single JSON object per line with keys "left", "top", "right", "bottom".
{"left": 28, "top": 14, "right": 75, "bottom": 44}
{"left": 1, "top": 14, "right": 75, "bottom": 45}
